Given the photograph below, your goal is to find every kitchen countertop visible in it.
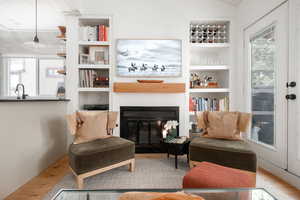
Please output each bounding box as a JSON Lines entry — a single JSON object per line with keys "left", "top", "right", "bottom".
{"left": 0, "top": 97, "right": 70, "bottom": 102}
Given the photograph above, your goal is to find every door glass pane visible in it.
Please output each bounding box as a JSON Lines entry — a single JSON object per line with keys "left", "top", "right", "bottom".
{"left": 250, "top": 25, "right": 276, "bottom": 146}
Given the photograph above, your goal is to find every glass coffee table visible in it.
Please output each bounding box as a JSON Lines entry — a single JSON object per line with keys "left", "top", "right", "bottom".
{"left": 51, "top": 188, "right": 277, "bottom": 200}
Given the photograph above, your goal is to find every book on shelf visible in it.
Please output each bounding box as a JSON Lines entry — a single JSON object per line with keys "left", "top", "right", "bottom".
{"left": 79, "top": 69, "right": 95, "bottom": 88}
{"left": 189, "top": 96, "right": 229, "bottom": 112}
{"left": 79, "top": 69, "right": 109, "bottom": 88}
{"left": 79, "top": 25, "right": 109, "bottom": 42}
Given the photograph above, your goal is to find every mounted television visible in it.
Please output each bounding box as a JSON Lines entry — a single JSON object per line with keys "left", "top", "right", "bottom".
{"left": 116, "top": 39, "right": 182, "bottom": 77}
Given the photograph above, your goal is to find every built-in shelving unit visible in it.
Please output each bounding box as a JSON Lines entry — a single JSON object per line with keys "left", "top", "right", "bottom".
{"left": 78, "top": 41, "right": 110, "bottom": 46}
{"left": 78, "top": 87, "right": 110, "bottom": 92}
{"left": 189, "top": 65, "right": 229, "bottom": 71}
{"left": 78, "top": 64, "right": 111, "bottom": 69}
{"left": 66, "top": 15, "right": 112, "bottom": 111}
{"left": 189, "top": 88, "right": 230, "bottom": 93}
{"left": 190, "top": 43, "right": 230, "bottom": 48}
{"left": 78, "top": 16, "right": 111, "bottom": 110}
{"left": 188, "top": 19, "right": 232, "bottom": 132}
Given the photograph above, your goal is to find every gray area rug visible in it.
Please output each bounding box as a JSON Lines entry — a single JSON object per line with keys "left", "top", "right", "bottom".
{"left": 44, "top": 157, "right": 189, "bottom": 200}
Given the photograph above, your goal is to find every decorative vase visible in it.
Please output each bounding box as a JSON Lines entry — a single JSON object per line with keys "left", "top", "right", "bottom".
{"left": 169, "top": 128, "right": 177, "bottom": 138}
{"left": 166, "top": 128, "right": 177, "bottom": 142}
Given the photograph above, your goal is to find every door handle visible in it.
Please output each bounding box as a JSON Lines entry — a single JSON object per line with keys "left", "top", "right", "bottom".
{"left": 286, "top": 94, "right": 297, "bottom": 100}
{"left": 287, "top": 81, "right": 296, "bottom": 88}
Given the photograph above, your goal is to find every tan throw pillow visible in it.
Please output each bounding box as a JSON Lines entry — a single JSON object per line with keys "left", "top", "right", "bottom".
{"left": 205, "top": 111, "right": 240, "bottom": 140}
{"left": 197, "top": 111, "right": 251, "bottom": 140}
{"left": 108, "top": 111, "right": 118, "bottom": 134}
{"left": 74, "top": 111, "right": 110, "bottom": 144}
{"left": 66, "top": 113, "right": 78, "bottom": 135}
{"left": 239, "top": 113, "right": 252, "bottom": 132}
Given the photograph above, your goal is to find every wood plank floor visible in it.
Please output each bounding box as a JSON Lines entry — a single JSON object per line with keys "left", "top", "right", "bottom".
{"left": 4, "top": 154, "right": 300, "bottom": 200}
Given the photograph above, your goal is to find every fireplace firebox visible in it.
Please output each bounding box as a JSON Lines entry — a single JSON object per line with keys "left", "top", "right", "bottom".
{"left": 120, "top": 106, "right": 179, "bottom": 153}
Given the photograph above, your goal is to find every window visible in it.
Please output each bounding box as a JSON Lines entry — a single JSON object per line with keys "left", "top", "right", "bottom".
{"left": 8, "top": 58, "right": 37, "bottom": 96}
{"left": 250, "top": 25, "right": 276, "bottom": 146}
{"left": 2, "top": 57, "right": 65, "bottom": 97}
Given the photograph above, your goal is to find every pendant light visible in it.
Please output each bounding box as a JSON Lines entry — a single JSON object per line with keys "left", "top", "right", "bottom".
{"left": 33, "top": 0, "right": 39, "bottom": 43}
{"left": 24, "top": 0, "right": 45, "bottom": 49}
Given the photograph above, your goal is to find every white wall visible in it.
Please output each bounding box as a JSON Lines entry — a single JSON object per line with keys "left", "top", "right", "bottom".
{"left": 0, "top": 102, "right": 68, "bottom": 199}
{"left": 77, "top": 0, "right": 237, "bottom": 136}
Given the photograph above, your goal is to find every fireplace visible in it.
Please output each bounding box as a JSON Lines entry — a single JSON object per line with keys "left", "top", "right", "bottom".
{"left": 120, "top": 106, "right": 179, "bottom": 153}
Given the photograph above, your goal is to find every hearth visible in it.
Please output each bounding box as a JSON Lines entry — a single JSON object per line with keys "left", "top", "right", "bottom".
{"left": 120, "top": 106, "right": 179, "bottom": 153}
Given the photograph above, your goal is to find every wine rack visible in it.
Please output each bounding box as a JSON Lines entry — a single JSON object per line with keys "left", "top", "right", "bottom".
{"left": 190, "top": 21, "right": 230, "bottom": 44}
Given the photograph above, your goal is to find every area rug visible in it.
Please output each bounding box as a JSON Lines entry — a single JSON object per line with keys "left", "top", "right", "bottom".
{"left": 43, "top": 157, "right": 189, "bottom": 200}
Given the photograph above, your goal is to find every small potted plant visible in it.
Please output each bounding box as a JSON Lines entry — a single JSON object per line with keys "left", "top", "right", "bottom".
{"left": 162, "top": 120, "right": 179, "bottom": 141}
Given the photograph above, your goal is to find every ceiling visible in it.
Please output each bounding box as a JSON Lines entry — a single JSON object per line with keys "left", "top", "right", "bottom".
{"left": 0, "top": 0, "right": 242, "bottom": 31}
{"left": 219, "top": 0, "right": 243, "bottom": 5}
{"left": 0, "top": 0, "right": 78, "bottom": 30}
{"left": 0, "top": 0, "right": 76, "bottom": 55}
{"left": 0, "top": 0, "right": 242, "bottom": 55}
{"left": 0, "top": 30, "right": 64, "bottom": 55}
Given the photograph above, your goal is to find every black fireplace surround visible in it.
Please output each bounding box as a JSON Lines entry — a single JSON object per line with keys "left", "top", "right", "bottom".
{"left": 120, "top": 106, "right": 179, "bottom": 153}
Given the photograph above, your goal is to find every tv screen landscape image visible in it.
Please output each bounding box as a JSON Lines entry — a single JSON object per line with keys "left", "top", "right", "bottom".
{"left": 116, "top": 39, "right": 182, "bottom": 77}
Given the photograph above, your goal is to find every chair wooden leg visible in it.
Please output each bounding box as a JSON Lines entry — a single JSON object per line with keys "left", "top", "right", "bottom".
{"left": 71, "top": 159, "right": 134, "bottom": 189}
{"left": 76, "top": 176, "right": 84, "bottom": 189}
{"left": 189, "top": 161, "right": 193, "bottom": 168}
{"left": 129, "top": 159, "right": 135, "bottom": 172}
{"left": 189, "top": 161, "right": 196, "bottom": 168}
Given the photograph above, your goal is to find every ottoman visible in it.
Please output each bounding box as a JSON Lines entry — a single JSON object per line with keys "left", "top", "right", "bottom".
{"left": 69, "top": 136, "right": 135, "bottom": 188}
{"left": 183, "top": 162, "right": 256, "bottom": 188}
{"left": 189, "top": 137, "right": 257, "bottom": 172}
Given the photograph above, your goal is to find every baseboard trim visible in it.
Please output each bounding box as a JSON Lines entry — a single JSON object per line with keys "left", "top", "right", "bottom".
{"left": 258, "top": 158, "right": 300, "bottom": 189}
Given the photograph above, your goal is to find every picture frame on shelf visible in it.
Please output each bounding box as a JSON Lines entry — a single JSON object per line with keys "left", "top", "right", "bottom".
{"left": 94, "top": 51, "right": 105, "bottom": 64}
{"left": 89, "top": 46, "right": 109, "bottom": 64}
{"left": 79, "top": 53, "right": 90, "bottom": 64}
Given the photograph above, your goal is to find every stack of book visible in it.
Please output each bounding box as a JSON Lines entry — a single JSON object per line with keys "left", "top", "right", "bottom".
{"left": 79, "top": 70, "right": 96, "bottom": 88}
{"left": 79, "top": 25, "right": 109, "bottom": 41}
{"left": 189, "top": 96, "right": 229, "bottom": 112}
{"left": 219, "top": 96, "right": 229, "bottom": 111}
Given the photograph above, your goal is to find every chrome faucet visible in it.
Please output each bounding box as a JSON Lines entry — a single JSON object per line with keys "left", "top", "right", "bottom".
{"left": 15, "top": 83, "right": 28, "bottom": 99}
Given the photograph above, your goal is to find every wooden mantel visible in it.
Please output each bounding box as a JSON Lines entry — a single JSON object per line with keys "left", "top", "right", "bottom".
{"left": 113, "top": 82, "right": 186, "bottom": 93}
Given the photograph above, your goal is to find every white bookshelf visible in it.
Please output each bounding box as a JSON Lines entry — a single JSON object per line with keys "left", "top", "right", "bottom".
{"left": 66, "top": 15, "right": 113, "bottom": 111}
{"left": 78, "top": 64, "right": 111, "bottom": 69}
{"left": 188, "top": 19, "right": 232, "bottom": 131}
{"left": 189, "top": 88, "right": 230, "bottom": 93}
{"left": 78, "top": 87, "right": 110, "bottom": 92}
{"left": 78, "top": 41, "right": 110, "bottom": 46}
{"left": 189, "top": 65, "right": 229, "bottom": 71}
{"left": 190, "top": 43, "right": 230, "bottom": 48}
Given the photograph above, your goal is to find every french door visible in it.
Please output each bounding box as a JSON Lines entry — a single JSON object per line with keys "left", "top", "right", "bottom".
{"left": 244, "top": 3, "right": 288, "bottom": 169}
{"left": 287, "top": 0, "right": 300, "bottom": 177}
